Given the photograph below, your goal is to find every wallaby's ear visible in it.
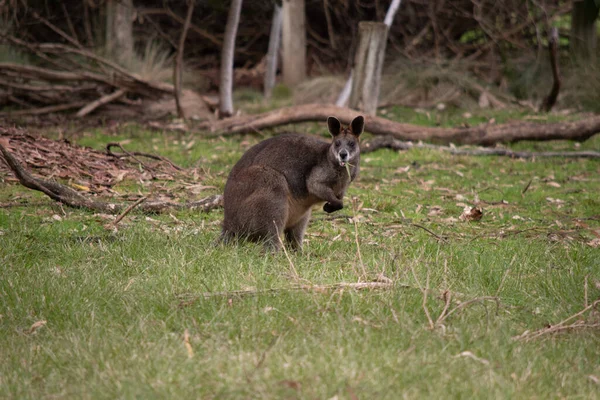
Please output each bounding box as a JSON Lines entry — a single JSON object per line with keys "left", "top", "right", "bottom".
{"left": 327, "top": 116, "right": 341, "bottom": 137}
{"left": 350, "top": 115, "right": 365, "bottom": 137}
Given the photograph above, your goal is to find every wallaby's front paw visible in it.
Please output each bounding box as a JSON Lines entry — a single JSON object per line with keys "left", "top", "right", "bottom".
{"left": 323, "top": 202, "right": 343, "bottom": 213}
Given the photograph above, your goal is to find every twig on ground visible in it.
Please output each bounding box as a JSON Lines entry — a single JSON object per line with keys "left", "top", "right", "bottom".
{"left": 412, "top": 223, "right": 449, "bottom": 243}
{"left": 409, "top": 263, "right": 435, "bottom": 329}
{"left": 438, "top": 296, "right": 500, "bottom": 325}
{"left": 351, "top": 196, "right": 368, "bottom": 279}
{"left": 274, "top": 222, "right": 300, "bottom": 283}
{"left": 514, "top": 300, "right": 600, "bottom": 341}
{"left": 106, "top": 142, "right": 183, "bottom": 171}
{"left": 113, "top": 196, "right": 147, "bottom": 226}
{"left": 177, "top": 281, "right": 406, "bottom": 307}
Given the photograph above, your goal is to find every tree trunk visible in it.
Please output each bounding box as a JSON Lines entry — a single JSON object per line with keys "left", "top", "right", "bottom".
{"left": 570, "top": 0, "right": 600, "bottom": 60}
{"left": 105, "top": 0, "right": 134, "bottom": 62}
{"left": 281, "top": 0, "right": 306, "bottom": 87}
{"left": 348, "top": 22, "right": 388, "bottom": 116}
{"left": 174, "top": 0, "right": 195, "bottom": 120}
{"left": 264, "top": 5, "right": 282, "bottom": 99}
{"left": 219, "top": 0, "right": 243, "bottom": 118}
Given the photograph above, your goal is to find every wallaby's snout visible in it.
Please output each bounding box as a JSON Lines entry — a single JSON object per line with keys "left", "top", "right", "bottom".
{"left": 339, "top": 149, "right": 349, "bottom": 165}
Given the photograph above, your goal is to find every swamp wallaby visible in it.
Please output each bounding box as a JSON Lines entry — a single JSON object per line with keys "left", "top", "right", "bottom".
{"left": 221, "top": 115, "right": 364, "bottom": 250}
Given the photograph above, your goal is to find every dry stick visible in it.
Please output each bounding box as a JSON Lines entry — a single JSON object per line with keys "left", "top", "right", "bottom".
{"left": 106, "top": 143, "right": 183, "bottom": 171}
{"left": 412, "top": 223, "right": 448, "bottom": 244}
{"left": 274, "top": 222, "right": 300, "bottom": 283}
{"left": 438, "top": 296, "right": 500, "bottom": 325}
{"left": 521, "top": 178, "right": 533, "bottom": 197}
{"left": 350, "top": 197, "right": 367, "bottom": 279}
{"left": 0, "top": 102, "right": 88, "bottom": 117}
{"left": 60, "top": 2, "right": 81, "bottom": 46}
{"left": 105, "top": 142, "right": 154, "bottom": 172}
{"left": 409, "top": 263, "right": 435, "bottom": 329}
{"left": 515, "top": 300, "right": 600, "bottom": 341}
{"left": 435, "top": 290, "right": 453, "bottom": 326}
{"left": 174, "top": 0, "right": 195, "bottom": 119}
{"left": 76, "top": 88, "right": 127, "bottom": 118}
{"left": 584, "top": 275, "right": 589, "bottom": 308}
{"left": 138, "top": 7, "right": 222, "bottom": 46}
{"left": 113, "top": 196, "right": 147, "bottom": 227}
{"left": 178, "top": 281, "right": 402, "bottom": 306}
{"left": 24, "top": 3, "right": 82, "bottom": 48}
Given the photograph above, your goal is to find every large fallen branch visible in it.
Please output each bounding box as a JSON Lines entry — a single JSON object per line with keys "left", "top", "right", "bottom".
{"left": 193, "top": 103, "right": 600, "bottom": 146}
{"left": 0, "top": 141, "right": 222, "bottom": 214}
{"left": 361, "top": 135, "right": 600, "bottom": 158}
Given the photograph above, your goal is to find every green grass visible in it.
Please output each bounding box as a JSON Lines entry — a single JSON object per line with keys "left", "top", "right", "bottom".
{"left": 1, "top": 109, "right": 600, "bottom": 399}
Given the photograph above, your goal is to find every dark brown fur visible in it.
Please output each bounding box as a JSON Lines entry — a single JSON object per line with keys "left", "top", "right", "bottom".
{"left": 221, "top": 116, "right": 364, "bottom": 250}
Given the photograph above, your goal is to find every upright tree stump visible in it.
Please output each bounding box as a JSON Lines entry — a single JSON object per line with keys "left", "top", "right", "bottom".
{"left": 348, "top": 22, "right": 388, "bottom": 116}
{"left": 281, "top": 0, "right": 306, "bottom": 87}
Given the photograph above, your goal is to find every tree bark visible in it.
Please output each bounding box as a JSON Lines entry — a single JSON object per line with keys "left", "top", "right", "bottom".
{"left": 570, "top": 0, "right": 600, "bottom": 61}
{"left": 281, "top": 0, "right": 306, "bottom": 87}
{"left": 264, "top": 5, "right": 282, "bottom": 99}
{"left": 194, "top": 103, "right": 600, "bottom": 146}
{"left": 348, "top": 22, "right": 389, "bottom": 116}
{"left": 337, "top": 0, "right": 402, "bottom": 107}
{"left": 540, "top": 28, "right": 561, "bottom": 113}
{"left": 219, "top": 0, "right": 243, "bottom": 118}
{"left": 174, "top": 0, "right": 195, "bottom": 119}
{"left": 105, "top": 0, "right": 134, "bottom": 62}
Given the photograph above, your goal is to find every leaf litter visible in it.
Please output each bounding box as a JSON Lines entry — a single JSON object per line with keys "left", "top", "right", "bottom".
{"left": 0, "top": 127, "right": 209, "bottom": 202}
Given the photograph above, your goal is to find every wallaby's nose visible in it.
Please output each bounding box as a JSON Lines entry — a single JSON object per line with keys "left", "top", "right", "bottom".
{"left": 340, "top": 150, "right": 348, "bottom": 160}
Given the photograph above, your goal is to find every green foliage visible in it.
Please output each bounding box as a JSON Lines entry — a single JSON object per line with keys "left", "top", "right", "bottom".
{"left": 271, "top": 83, "right": 293, "bottom": 100}
{"left": 0, "top": 44, "right": 29, "bottom": 64}
{"left": 1, "top": 113, "right": 600, "bottom": 398}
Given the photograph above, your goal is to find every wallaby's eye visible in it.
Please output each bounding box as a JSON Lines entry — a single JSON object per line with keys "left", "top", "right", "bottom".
{"left": 335, "top": 140, "right": 341, "bottom": 147}
{"left": 348, "top": 141, "right": 355, "bottom": 148}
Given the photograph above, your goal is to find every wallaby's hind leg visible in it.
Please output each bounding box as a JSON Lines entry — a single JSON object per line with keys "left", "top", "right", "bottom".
{"left": 225, "top": 166, "right": 289, "bottom": 251}
{"left": 284, "top": 211, "right": 311, "bottom": 250}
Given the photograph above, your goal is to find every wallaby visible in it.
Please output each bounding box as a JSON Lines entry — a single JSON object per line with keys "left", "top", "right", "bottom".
{"left": 221, "top": 115, "right": 364, "bottom": 250}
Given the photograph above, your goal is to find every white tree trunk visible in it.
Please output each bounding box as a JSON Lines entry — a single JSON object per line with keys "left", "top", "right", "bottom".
{"left": 264, "top": 5, "right": 282, "bottom": 99}
{"left": 105, "top": 0, "right": 134, "bottom": 62}
{"left": 219, "top": 0, "right": 243, "bottom": 118}
{"left": 335, "top": 70, "right": 353, "bottom": 106}
{"left": 348, "top": 22, "right": 388, "bottom": 116}
{"left": 384, "top": 0, "right": 403, "bottom": 27}
{"left": 281, "top": 0, "right": 306, "bottom": 87}
{"left": 336, "top": 0, "right": 402, "bottom": 107}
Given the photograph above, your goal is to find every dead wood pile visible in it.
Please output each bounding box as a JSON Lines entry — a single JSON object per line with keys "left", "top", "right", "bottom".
{"left": 0, "top": 39, "right": 176, "bottom": 118}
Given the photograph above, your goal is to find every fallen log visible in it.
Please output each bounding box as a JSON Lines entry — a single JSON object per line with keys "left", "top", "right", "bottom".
{"left": 361, "top": 135, "right": 600, "bottom": 158}
{"left": 194, "top": 103, "right": 600, "bottom": 146}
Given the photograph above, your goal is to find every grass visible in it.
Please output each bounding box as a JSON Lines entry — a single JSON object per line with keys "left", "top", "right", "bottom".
{"left": 1, "top": 106, "right": 600, "bottom": 399}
